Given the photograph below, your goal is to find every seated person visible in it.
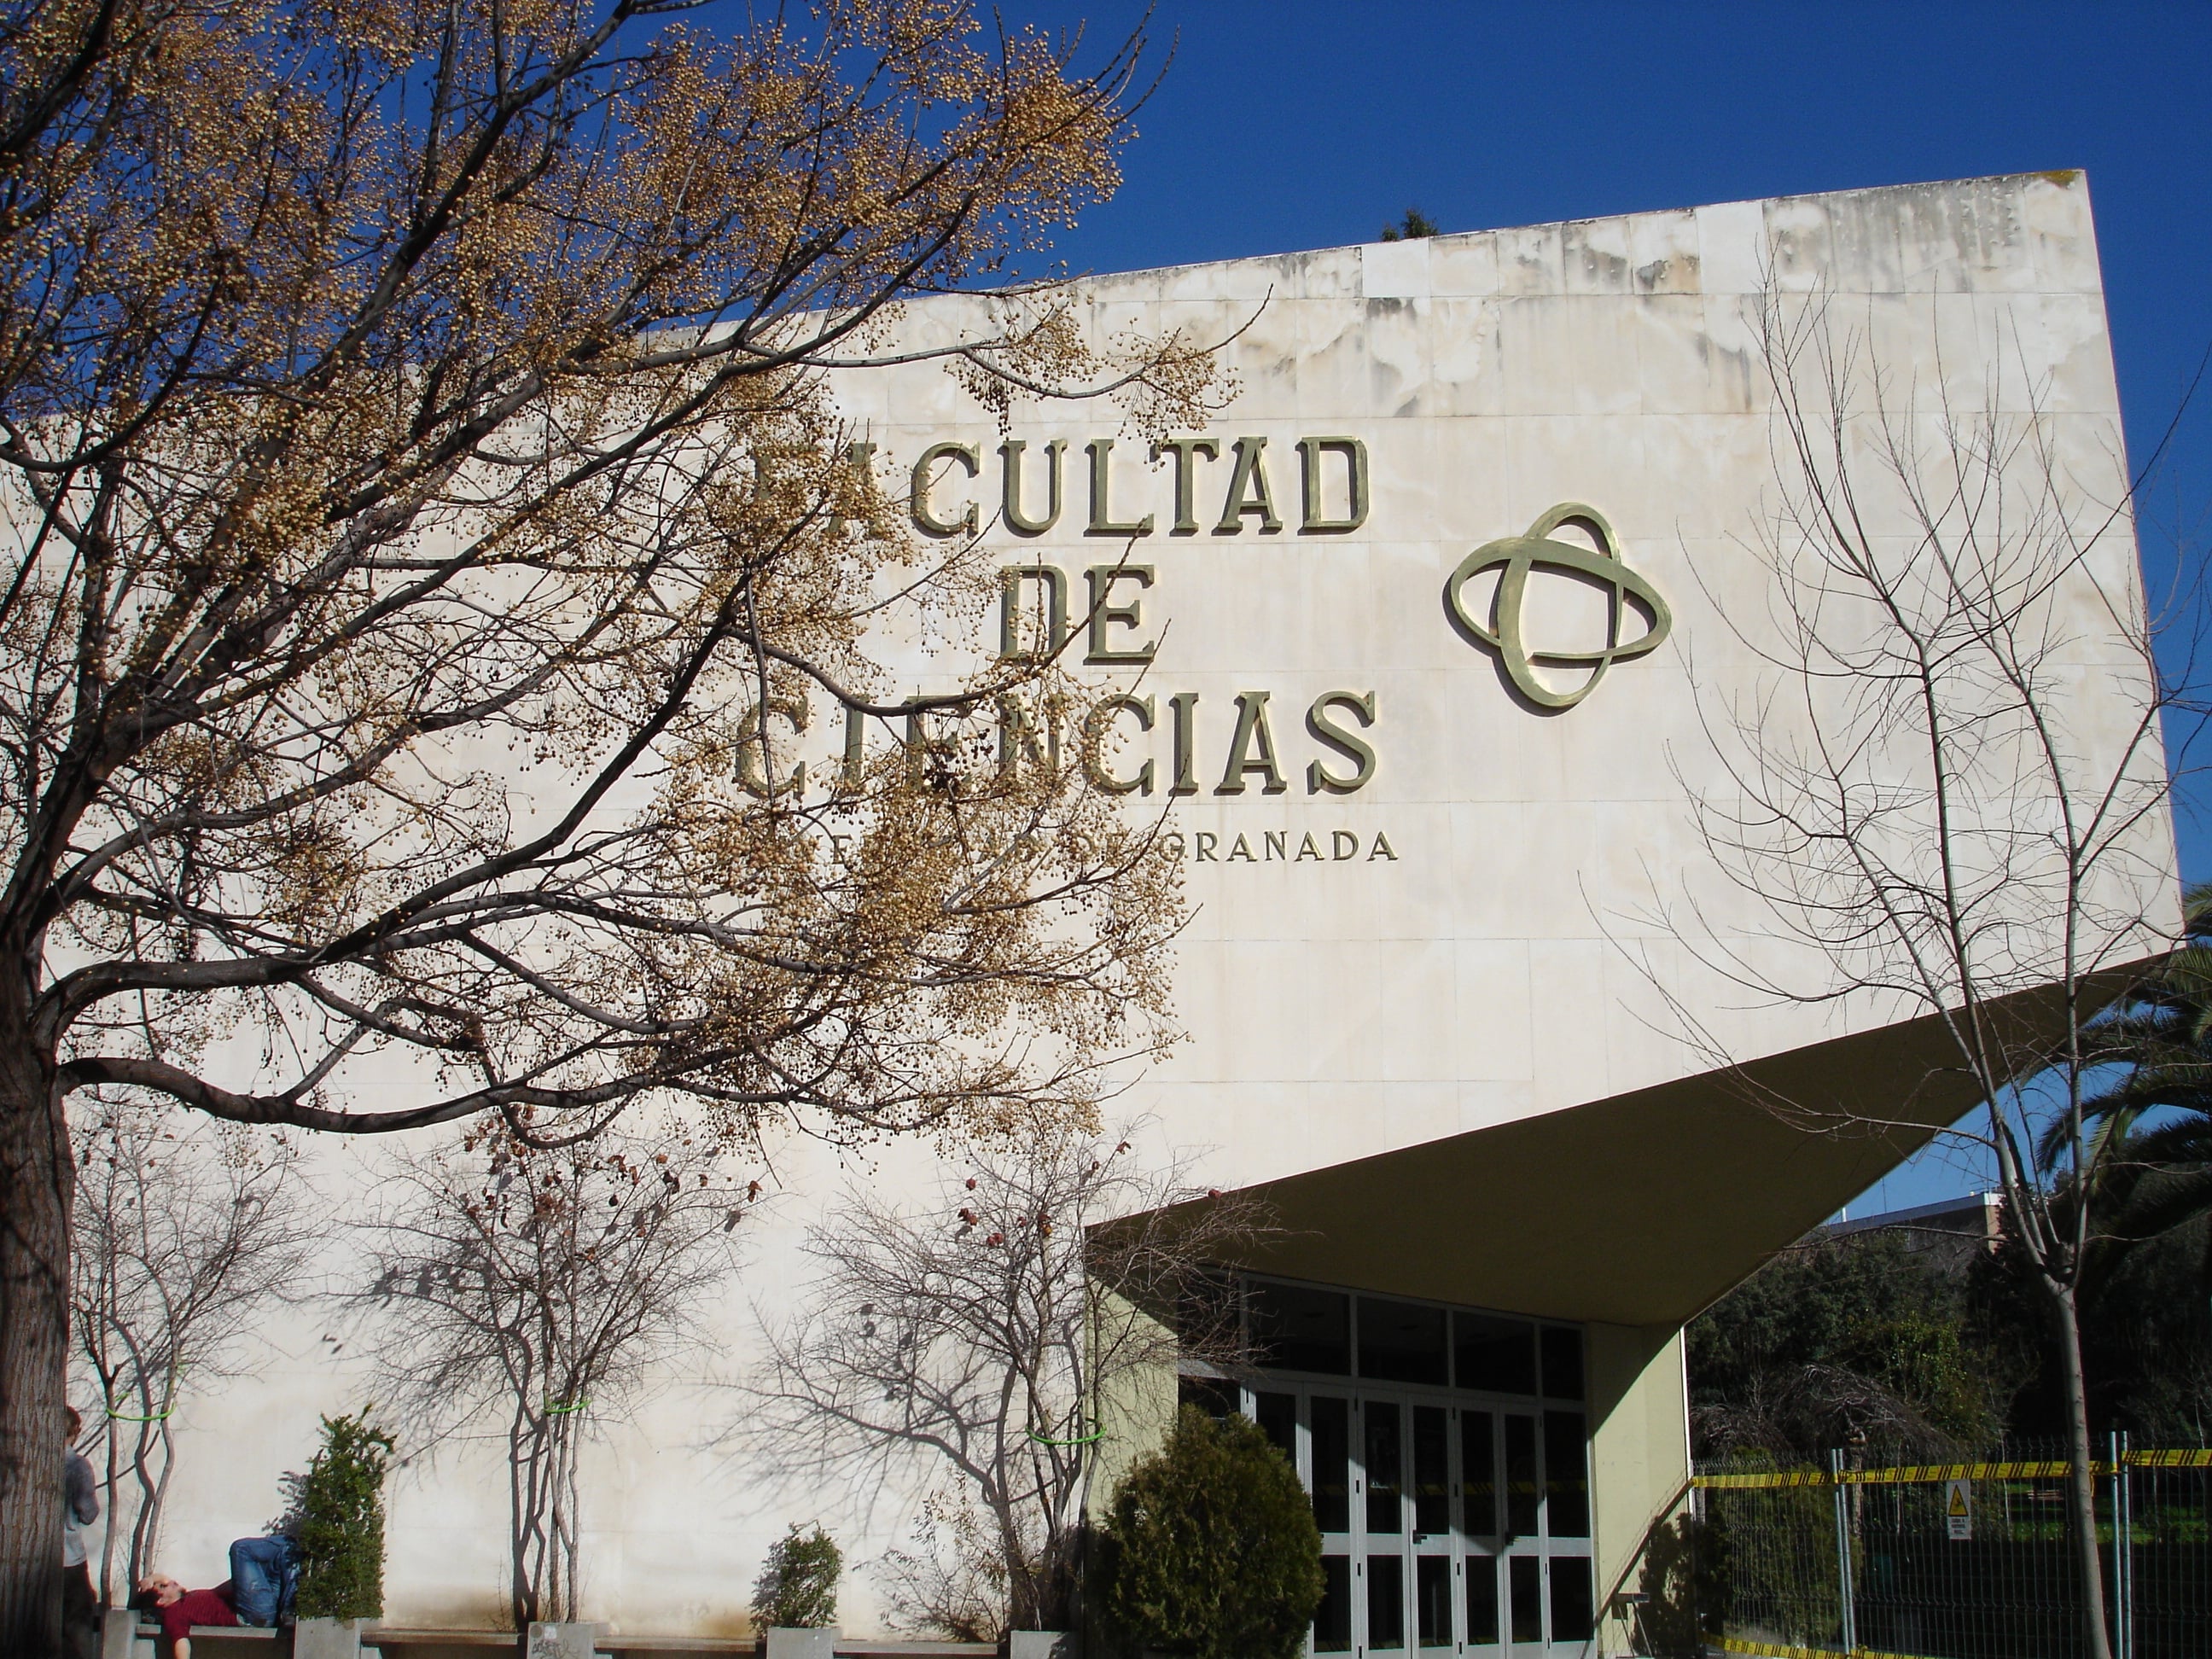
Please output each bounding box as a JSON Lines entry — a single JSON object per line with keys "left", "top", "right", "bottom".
{"left": 133, "top": 1574, "right": 238, "bottom": 1659}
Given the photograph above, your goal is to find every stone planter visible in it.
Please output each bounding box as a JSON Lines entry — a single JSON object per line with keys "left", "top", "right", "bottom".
{"left": 293, "top": 1618, "right": 369, "bottom": 1659}
{"left": 763, "top": 1626, "right": 840, "bottom": 1659}
{"left": 526, "top": 1622, "right": 608, "bottom": 1659}
{"left": 1007, "top": 1632, "right": 1076, "bottom": 1659}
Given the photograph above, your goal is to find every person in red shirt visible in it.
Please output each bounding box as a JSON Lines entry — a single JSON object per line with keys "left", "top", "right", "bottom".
{"left": 135, "top": 1574, "right": 238, "bottom": 1659}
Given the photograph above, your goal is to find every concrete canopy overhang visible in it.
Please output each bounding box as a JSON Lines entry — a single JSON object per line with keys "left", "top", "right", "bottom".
{"left": 1178, "top": 975, "right": 2151, "bottom": 1330}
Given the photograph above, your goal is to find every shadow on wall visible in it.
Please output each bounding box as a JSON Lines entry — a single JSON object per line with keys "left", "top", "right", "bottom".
{"left": 1633, "top": 1511, "right": 1721, "bottom": 1658}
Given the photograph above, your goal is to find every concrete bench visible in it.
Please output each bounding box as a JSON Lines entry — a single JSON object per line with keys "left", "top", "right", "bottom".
{"left": 99, "top": 1612, "right": 1004, "bottom": 1659}
{"left": 361, "top": 1630, "right": 998, "bottom": 1659}
{"left": 101, "top": 1611, "right": 358, "bottom": 1657}
{"left": 100, "top": 1612, "right": 275, "bottom": 1656}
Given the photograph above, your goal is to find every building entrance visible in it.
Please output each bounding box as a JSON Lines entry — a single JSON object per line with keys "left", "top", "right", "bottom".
{"left": 1208, "top": 1280, "right": 1597, "bottom": 1657}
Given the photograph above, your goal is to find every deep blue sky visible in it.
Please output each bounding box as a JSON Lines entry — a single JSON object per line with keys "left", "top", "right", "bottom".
{"left": 965, "top": 1, "right": 2209, "bottom": 1216}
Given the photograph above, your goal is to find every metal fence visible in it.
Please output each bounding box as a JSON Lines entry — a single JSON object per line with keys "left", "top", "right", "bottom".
{"left": 1682, "top": 1440, "right": 2212, "bottom": 1659}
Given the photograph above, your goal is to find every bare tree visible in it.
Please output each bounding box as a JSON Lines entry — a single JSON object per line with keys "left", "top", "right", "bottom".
{"left": 747, "top": 1116, "right": 1272, "bottom": 1639}
{"left": 350, "top": 1124, "right": 741, "bottom": 1628}
{"left": 1650, "top": 282, "right": 2196, "bottom": 1658}
{"left": 0, "top": 0, "right": 1220, "bottom": 1639}
{"left": 68, "top": 1098, "right": 316, "bottom": 1602}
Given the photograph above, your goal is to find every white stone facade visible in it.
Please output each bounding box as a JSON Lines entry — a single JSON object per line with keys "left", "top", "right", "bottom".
{"left": 118, "top": 173, "right": 2171, "bottom": 1650}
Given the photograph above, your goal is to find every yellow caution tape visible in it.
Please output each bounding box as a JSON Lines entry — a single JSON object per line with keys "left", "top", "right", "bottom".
{"left": 2128, "top": 1447, "right": 2212, "bottom": 1469}
{"left": 1697, "top": 1447, "right": 2212, "bottom": 1489}
{"left": 1718, "top": 1639, "right": 1942, "bottom": 1659}
{"left": 1702, "top": 1460, "right": 2082, "bottom": 1489}
{"left": 1696, "top": 1470, "right": 1837, "bottom": 1489}
{"left": 1847, "top": 1461, "right": 2078, "bottom": 1485}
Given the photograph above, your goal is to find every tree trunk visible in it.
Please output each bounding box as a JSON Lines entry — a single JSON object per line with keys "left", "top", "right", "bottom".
{"left": 0, "top": 1033, "right": 73, "bottom": 1656}
{"left": 141, "top": 1417, "right": 176, "bottom": 1580}
{"left": 509, "top": 1415, "right": 538, "bottom": 1632}
{"left": 553, "top": 1423, "right": 580, "bottom": 1625}
{"left": 97, "top": 1386, "right": 119, "bottom": 1608}
{"left": 2048, "top": 1280, "right": 2116, "bottom": 1659}
{"left": 126, "top": 1403, "right": 159, "bottom": 1589}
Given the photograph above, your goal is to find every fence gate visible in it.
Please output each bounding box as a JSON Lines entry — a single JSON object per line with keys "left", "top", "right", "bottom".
{"left": 1685, "top": 1441, "right": 2211, "bottom": 1659}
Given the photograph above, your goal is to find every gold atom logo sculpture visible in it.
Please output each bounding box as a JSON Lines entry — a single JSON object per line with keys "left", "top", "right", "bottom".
{"left": 1443, "top": 503, "right": 1672, "bottom": 711}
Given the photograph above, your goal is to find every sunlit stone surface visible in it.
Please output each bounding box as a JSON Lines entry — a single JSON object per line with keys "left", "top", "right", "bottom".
{"left": 140, "top": 174, "right": 2169, "bottom": 1644}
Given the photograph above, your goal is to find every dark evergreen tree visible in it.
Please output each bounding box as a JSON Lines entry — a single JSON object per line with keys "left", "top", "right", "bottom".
{"left": 1968, "top": 1208, "right": 2212, "bottom": 1443}
{"left": 1096, "top": 1406, "right": 1323, "bottom": 1659}
{"left": 1378, "top": 207, "right": 1441, "bottom": 242}
{"left": 1687, "top": 1233, "right": 2014, "bottom": 1461}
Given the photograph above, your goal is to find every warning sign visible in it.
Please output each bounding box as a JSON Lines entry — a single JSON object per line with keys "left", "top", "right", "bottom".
{"left": 1945, "top": 1477, "right": 1974, "bottom": 1541}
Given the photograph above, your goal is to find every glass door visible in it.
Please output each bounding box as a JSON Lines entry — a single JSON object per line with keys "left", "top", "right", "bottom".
{"left": 1541, "top": 1410, "right": 1593, "bottom": 1653}
{"left": 1228, "top": 1383, "right": 1592, "bottom": 1657}
{"left": 1460, "top": 1408, "right": 1500, "bottom": 1651}
{"left": 1501, "top": 1413, "right": 1545, "bottom": 1655}
{"left": 1410, "top": 1405, "right": 1453, "bottom": 1657}
{"left": 1229, "top": 1282, "right": 1592, "bottom": 1659}
{"left": 1362, "top": 1398, "right": 1407, "bottom": 1657}
{"left": 1310, "top": 1393, "right": 1355, "bottom": 1655}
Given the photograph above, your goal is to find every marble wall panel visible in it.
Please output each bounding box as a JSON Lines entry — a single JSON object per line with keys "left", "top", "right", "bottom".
{"left": 1626, "top": 208, "right": 1703, "bottom": 296}
{"left": 1426, "top": 231, "right": 1502, "bottom": 299}
{"left": 1562, "top": 217, "right": 1637, "bottom": 296}
{"left": 1489, "top": 297, "right": 1641, "bottom": 416}
{"left": 1360, "top": 237, "right": 1431, "bottom": 300}
{"left": 2026, "top": 172, "right": 2105, "bottom": 293}
{"left": 1694, "top": 197, "right": 1767, "bottom": 295}
{"left": 1493, "top": 219, "right": 1567, "bottom": 296}
{"left": 1360, "top": 296, "right": 1435, "bottom": 420}
{"left": 1423, "top": 296, "right": 1507, "bottom": 416}
{"left": 1623, "top": 293, "right": 1720, "bottom": 415}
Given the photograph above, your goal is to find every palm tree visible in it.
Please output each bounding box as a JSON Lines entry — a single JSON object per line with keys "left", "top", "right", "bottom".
{"left": 2043, "top": 882, "right": 2212, "bottom": 1260}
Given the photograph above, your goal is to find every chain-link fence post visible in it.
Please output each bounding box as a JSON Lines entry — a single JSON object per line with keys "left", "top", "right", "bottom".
{"left": 2112, "top": 1429, "right": 2133, "bottom": 1659}
{"left": 1830, "top": 1447, "right": 1857, "bottom": 1656}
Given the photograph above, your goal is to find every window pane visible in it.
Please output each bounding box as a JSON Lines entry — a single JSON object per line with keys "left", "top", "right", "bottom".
{"left": 1249, "top": 1282, "right": 1350, "bottom": 1374}
{"left": 1461, "top": 1410, "right": 1497, "bottom": 1539}
{"left": 1416, "top": 1556, "right": 1452, "bottom": 1649}
{"left": 1365, "top": 1399, "right": 1404, "bottom": 1535}
{"left": 1549, "top": 1557, "right": 1594, "bottom": 1644}
{"left": 1465, "top": 1553, "right": 1499, "bottom": 1645}
{"left": 1544, "top": 1411, "right": 1589, "bottom": 1538}
{"left": 1368, "top": 1554, "right": 1405, "bottom": 1650}
{"left": 1412, "top": 1406, "right": 1449, "bottom": 1534}
{"left": 1177, "top": 1375, "right": 1234, "bottom": 1419}
{"left": 1540, "top": 1325, "right": 1585, "bottom": 1401}
{"left": 1314, "top": 1556, "right": 1352, "bottom": 1652}
{"left": 1254, "top": 1390, "right": 1296, "bottom": 1462}
{"left": 1176, "top": 1268, "right": 1239, "bottom": 1352}
{"left": 1358, "top": 1296, "right": 1448, "bottom": 1384}
{"left": 1504, "top": 1415, "right": 1540, "bottom": 1537}
{"left": 1454, "top": 1313, "right": 1536, "bottom": 1394}
{"left": 1508, "top": 1556, "right": 1543, "bottom": 1644}
{"left": 1311, "top": 1395, "right": 1351, "bottom": 1534}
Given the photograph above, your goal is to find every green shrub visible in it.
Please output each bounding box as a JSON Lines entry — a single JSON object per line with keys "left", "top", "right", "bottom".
{"left": 1379, "top": 207, "right": 1440, "bottom": 242}
{"left": 1097, "top": 1406, "right": 1324, "bottom": 1659}
{"left": 292, "top": 1412, "right": 395, "bottom": 1621}
{"left": 753, "top": 1523, "right": 841, "bottom": 1629}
